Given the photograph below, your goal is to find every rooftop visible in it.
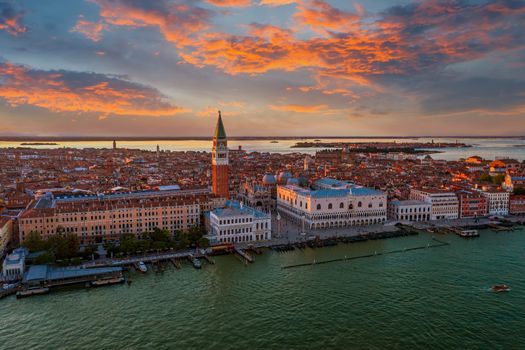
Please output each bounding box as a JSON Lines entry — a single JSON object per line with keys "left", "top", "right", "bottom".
{"left": 24, "top": 265, "right": 122, "bottom": 283}
{"left": 212, "top": 201, "right": 270, "bottom": 219}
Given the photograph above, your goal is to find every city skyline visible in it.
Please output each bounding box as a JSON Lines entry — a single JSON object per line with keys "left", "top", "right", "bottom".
{"left": 1, "top": 0, "right": 525, "bottom": 137}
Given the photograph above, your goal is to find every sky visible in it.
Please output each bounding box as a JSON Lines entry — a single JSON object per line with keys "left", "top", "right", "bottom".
{"left": 0, "top": 0, "right": 524, "bottom": 137}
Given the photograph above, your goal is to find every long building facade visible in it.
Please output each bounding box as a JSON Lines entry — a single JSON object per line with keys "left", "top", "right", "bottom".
{"left": 277, "top": 178, "right": 387, "bottom": 229}
{"left": 19, "top": 189, "right": 218, "bottom": 245}
{"left": 410, "top": 189, "right": 459, "bottom": 220}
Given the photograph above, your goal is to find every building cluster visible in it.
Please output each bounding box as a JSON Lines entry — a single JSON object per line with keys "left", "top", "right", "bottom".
{"left": 2, "top": 113, "right": 525, "bottom": 268}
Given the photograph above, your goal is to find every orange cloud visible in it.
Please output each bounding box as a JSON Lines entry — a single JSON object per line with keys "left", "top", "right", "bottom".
{"left": 0, "top": 2, "right": 26, "bottom": 35}
{"left": 0, "top": 62, "right": 187, "bottom": 117}
{"left": 294, "top": 0, "right": 361, "bottom": 34}
{"left": 259, "top": 0, "right": 297, "bottom": 6}
{"left": 71, "top": 18, "right": 107, "bottom": 41}
{"left": 270, "top": 104, "right": 329, "bottom": 113}
{"left": 178, "top": 0, "right": 525, "bottom": 100}
{"left": 206, "top": 0, "right": 252, "bottom": 7}
{"left": 90, "top": 0, "right": 212, "bottom": 47}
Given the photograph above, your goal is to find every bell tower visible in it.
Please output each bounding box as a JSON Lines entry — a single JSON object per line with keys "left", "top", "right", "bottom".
{"left": 212, "top": 110, "right": 229, "bottom": 198}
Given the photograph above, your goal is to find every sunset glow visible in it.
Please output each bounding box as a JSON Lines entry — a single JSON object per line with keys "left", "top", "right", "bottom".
{"left": 0, "top": 0, "right": 524, "bottom": 136}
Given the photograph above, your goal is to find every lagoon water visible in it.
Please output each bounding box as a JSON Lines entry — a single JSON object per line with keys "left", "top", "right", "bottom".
{"left": 2, "top": 137, "right": 525, "bottom": 161}
{"left": 1, "top": 229, "right": 524, "bottom": 350}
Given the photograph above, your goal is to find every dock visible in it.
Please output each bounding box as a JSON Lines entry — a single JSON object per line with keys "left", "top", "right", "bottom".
{"left": 83, "top": 250, "right": 194, "bottom": 268}
{"left": 17, "top": 265, "right": 123, "bottom": 298}
{"left": 234, "top": 247, "right": 254, "bottom": 263}
{"left": 488, "top": 224, "right": 514, "bottom": 232}
{"left": 170, "top": 258, "right": 182, "bottom": 269}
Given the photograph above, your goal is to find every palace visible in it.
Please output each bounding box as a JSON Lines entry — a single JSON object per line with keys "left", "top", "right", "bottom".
{"left": 212, "top": 111, "right": 230, "bottom": 199}
{"left": 208, "top": 201, "right": 271, "bottom": 245}
{"left": 277, "top": 178, "right": 387, "bottom": 229}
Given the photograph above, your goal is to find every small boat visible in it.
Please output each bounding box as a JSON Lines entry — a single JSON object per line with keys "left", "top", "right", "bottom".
{"left": 137, "top": 261, "right": 148, "bottom": 273}
{"left": 491, "top": 284, "right": 510, "bottom": 293}
{"left": 191, "top": 258, "right": 202, "bottom": 269}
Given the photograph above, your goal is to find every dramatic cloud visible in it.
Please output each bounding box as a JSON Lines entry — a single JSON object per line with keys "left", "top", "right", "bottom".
{"left": 206, "top": 0, "right": 251, "bottom": 7}
{"left": 1, "top": 0, "right": 524, "bottom": 136}
{"left": 71, "top": 18, "right": 107, "bottom": 41}
{"left": 294, "top": 0, "right": 361, "bottom": 34}
{"left": 181, "top": 0, "right": 525, "bottom": 91}
{"left": 259, "top": 0, "right": 297, "bottom": 6}
{"left": 88, "top": 0, "right": 212, "bottom": 47}
{"left": 270, "top": 103, "right": 329, "bottom": 113}
{"left": 0, "top": 1, "right": 26, "bottom": 35}
{"left": 0, "top": 62, "right": 187, "bottom": 117}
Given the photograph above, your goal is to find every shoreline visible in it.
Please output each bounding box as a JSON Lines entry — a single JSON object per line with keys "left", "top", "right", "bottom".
{"left": 1, "top": 136, "right": 524, "bottom": 142}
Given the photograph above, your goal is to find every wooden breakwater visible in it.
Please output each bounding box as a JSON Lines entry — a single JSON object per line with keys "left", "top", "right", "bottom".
{"left": 281, "top": 238, "right": 450, "bottom": 270}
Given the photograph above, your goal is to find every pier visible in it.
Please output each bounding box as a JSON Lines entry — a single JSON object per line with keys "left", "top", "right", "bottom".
{"left": 234, "top": 247, "right": 254, "bottom": 263}
{"left": 83, "top": 250, "right": 195, "bottom": 268}
{"left": 17, "top": 265, "right": 124, "bottom": 298}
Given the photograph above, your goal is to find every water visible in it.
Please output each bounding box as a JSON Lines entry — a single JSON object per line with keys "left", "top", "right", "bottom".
{"left": 2, "top": 137, "right": 525, "bottom": 161}
{"left": 2, "top": 229, "right": 524, "bottom": 349}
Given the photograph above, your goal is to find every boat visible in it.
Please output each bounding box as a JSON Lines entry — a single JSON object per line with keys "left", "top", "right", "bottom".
{"left": 191, "top": 258, "right": 202, "bottom": 269}
{"left": 137, "top": 261, "right": 148, "bottom": 273}
{"left": 90, "top": 277, "right": 125, "bottom": 287}
{"left": 491, "top": 284, "right": 511, "bottom": 293}
{"left": 458, "top": 229, "right": 479, "bottom": 238}
{"left": 16, "top": 287, "right": 49, "bottom": 298}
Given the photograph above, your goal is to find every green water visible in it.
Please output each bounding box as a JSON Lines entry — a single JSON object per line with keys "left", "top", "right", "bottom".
{"left": 2, "top": 229, "right": 524, "bottom": 350}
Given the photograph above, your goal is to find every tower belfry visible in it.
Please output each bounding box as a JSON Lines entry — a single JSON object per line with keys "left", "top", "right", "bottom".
{"left": 212, "top": 110, "right": 229, "bottom": 198}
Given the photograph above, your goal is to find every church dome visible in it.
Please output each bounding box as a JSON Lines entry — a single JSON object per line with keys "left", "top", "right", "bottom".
{"left": 277, "top": 171, "right": 292, "bottom": 184}
{"left": 287, "top": 178, "right": 299, "bottom": 186}
{"left": 262, "top": 174, "right": 276, "bottom": 185}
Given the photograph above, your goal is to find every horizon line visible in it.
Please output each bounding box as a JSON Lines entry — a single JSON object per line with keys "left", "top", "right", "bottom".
{"left": 1, "top": 135, "right": 525, "bottom": 141}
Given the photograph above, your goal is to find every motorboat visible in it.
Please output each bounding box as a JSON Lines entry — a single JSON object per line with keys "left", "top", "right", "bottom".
{"left": 191, "top": 258, "right": 202, "bottom": 269}
{"left": 491, "top": 284, "right": 510, "bottom": 293}
{"left": 137, "top": 261, "right": 148, "bottom": 273}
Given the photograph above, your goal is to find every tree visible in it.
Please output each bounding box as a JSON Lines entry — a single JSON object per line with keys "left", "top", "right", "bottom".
{"left": 479, "top": 173, "right": 492, "bottom": 183}
{"left": 34, "top": 251, "right": 56, "bottom": 264}
{"left": 150, "top": 228, "right": 171, "bottom": 242}
{"left": 23, "top": 231, "right": 46, "bottom": 252}
{"left": 197, "top": 237, "right": 210, "bottom": 248}
{"left": 492, "top": 174, "right": 505, "bottom": 185}
{"left": 514, "top": 188, "right": 525, "bottom": 195}
{"left": 120, "top": 234, "right": 138, "bottom": 254}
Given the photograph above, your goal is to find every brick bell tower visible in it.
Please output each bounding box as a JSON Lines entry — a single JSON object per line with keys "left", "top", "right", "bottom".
{"left": 212, "top": 110, "right": 230, "bottom": 198}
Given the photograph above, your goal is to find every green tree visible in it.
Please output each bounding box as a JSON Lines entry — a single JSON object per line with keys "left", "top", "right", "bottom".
{"left": 513, "top": 188, "right": 525, "bottom": 195}
{"left": 492, "top": 174, "right": 505, "bottom": 185}
{"left": 197, "top": 237, "right": 210, "bottom": 248}
{"left": 23, "top": 231, "right": 46, "bottom": 252}
{"left": 34, "top": 251, "right": 56, "bottom": 264}
{"left": 479, "top": 173, "right": 492, "bottom": 183}
{"left": 120, "top": 234, "right": 137, "bottom": 254}
{"left": 150, "top": 227, "right": 171, "bottom": 242}
{"left": 47, "top": 234, "right": 70, "bottom": 259}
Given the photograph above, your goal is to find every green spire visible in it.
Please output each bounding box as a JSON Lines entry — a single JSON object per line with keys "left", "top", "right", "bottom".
{"left": 214, "top": 110, "right": 227, "bottom": 139}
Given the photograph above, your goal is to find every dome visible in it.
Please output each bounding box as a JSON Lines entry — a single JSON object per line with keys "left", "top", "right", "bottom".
{"left": 262, "top": 174, "right": 276, "bottom": 185}
{"left": 277, "top": 171, "right": 292, "bottom": 184}
{"left": 287, "top": 178, "right": 300, "bottom": 186}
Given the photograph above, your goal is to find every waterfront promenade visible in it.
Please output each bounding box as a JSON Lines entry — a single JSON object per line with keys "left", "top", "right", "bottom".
{"left": 242, "top": 214, "right": 525, "bottom": 249}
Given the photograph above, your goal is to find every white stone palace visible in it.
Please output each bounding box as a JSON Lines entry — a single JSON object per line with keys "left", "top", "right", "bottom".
{"left": 208, "top": 201, "right": 271, "bottom": 244}
{"left": 277, "top": 178, "right": 387, "bottom": 229}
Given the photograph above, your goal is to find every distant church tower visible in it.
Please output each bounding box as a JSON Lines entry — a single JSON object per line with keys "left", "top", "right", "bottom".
{"left": 212, "top": 111, "right": 229, "bottom": 198}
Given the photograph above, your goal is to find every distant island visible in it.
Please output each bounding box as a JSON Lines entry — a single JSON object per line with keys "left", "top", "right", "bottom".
{"left": 20, "top": 142, "right": 59, "bottom": 146}
{"left": 292, "top": 141, "right": 471, "bottom": 153}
